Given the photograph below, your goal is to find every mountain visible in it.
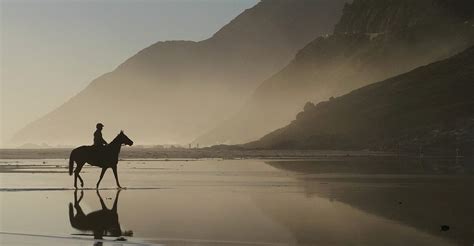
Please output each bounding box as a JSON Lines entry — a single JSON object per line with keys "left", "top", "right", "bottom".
{"left": 11, "top": 0, "right": 348, "bottom": 146}
{"left": 196, "top": 0, "right": 474, "bottom": 146}
{"left": 245, "top": 46, "right": 474, "bottom": 152}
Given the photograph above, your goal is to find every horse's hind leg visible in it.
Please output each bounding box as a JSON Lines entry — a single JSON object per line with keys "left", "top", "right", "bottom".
{"left": 77, "top": 173, "right": 84, "bottom": 188}
{"left": 74, "top": 162, "right": 85, "bottom": 188}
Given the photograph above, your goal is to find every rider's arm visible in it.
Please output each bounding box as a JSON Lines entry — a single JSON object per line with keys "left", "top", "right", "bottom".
{"left": 101, "top": 134, "right": 107, "bottom": 145}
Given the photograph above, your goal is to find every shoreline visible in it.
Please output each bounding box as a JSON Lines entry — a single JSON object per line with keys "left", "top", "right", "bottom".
{"left": 0, "top": 148, "right": 464, "bottom": 160}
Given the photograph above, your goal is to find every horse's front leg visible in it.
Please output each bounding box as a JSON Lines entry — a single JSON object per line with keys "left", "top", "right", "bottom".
{"left": 112, "top": 166, "right": 122, "bottom": 189}
{"left": 96, "top": 167, "right": 107, "bottom": 189}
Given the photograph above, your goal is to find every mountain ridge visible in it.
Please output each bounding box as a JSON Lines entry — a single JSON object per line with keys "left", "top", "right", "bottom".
{"left": 196, "top": 0, "right": 474, "bottom": 146}
{"left": 11, "top": 0, "right": 348, "bottom": 146}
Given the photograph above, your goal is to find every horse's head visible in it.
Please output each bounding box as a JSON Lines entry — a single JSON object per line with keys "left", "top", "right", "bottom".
{"left": 117, "top": 131, "right": 134, "bottom": 146}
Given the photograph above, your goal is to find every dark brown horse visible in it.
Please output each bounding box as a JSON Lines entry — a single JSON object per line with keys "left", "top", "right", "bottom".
{"left": 69, "top": 131, "right": 133, "bottom": 189}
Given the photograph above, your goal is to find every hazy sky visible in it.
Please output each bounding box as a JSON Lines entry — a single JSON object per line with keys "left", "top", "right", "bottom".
{"left": 0, "top": 0, "right": 257, "bottom": 146}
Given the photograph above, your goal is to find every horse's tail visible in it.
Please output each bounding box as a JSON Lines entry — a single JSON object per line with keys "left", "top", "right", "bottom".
{"left": 69, "top": 150, "right": 75, "bottom": 176}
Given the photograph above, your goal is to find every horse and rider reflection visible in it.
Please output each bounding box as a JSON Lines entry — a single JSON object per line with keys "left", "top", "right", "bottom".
{"left": 69, "top": 189, "right": 132, "bottom": 242}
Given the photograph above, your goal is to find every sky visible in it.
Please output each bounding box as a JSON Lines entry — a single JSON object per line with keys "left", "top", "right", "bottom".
{"left": 0, "top": 0, "right": 258, "bottom": 147}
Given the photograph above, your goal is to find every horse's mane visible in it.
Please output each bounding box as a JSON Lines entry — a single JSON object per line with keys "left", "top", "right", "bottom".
{"left": 109, "top": 132, "right": 123, "bottom": 146}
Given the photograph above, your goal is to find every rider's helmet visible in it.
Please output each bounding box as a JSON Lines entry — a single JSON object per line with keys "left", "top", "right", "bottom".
{"left": 96, "top": 123, "right": 104, "bottom": 129}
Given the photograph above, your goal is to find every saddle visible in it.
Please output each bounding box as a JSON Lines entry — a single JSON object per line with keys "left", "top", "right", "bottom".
{"left": 90, "top": 145, "right": 108, "bottom": 162}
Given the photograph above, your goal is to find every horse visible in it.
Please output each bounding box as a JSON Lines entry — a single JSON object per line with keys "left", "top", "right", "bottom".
{"left": 69, "top": 131, "right": 133, "bottom": 189}
{"left": 69, "top": 190, "right": 122, "bottom": 240}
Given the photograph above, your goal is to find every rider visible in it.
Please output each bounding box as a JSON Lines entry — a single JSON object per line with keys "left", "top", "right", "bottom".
{"left": 93, "top": 123, "right": 108, "bottom": 147}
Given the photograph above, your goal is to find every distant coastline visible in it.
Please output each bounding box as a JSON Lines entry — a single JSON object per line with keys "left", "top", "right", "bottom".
{"left": 0, "top": 147, "right": 464, "bottom": 160}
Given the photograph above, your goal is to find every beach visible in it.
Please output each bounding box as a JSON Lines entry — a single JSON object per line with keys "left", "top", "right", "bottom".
{"left": 1, "top": 156, "right": 473, "bottom": 245}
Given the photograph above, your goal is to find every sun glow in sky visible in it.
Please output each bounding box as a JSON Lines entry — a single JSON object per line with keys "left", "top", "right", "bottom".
{"left": 0, "top": 0, "right": 257, "bottom": 146}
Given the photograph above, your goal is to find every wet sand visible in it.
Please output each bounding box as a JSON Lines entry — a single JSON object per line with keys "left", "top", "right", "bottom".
{"left": 0, "top": 158, "right": 473, "bottom": 245}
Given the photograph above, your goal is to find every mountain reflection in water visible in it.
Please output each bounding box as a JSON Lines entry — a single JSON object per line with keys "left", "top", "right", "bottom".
{"left": 265, "top": 157, "right": 474, "bottom": 246}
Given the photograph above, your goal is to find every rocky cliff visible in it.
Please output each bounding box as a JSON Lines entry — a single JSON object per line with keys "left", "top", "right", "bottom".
{"left": 196, "top": 0, "right": 474, "bottom": 146}
{"left": 246, "top": 46, "right": 474, "bottom": 151}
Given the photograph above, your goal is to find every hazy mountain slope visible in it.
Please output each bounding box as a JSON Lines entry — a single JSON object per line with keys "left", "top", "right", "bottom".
{"left": 197, "top": 0, "right": 474, "bottom": 146}
{"left": 11, "top": 0, "right": 348, "bottom": 146}
{"left": 246, "top": 46, "right": 474, "bottom": 151}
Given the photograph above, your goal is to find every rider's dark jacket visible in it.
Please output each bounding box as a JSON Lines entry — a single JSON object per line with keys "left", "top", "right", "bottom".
{"left": 93, "top": 130, "right": 107, "bottom": 146}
